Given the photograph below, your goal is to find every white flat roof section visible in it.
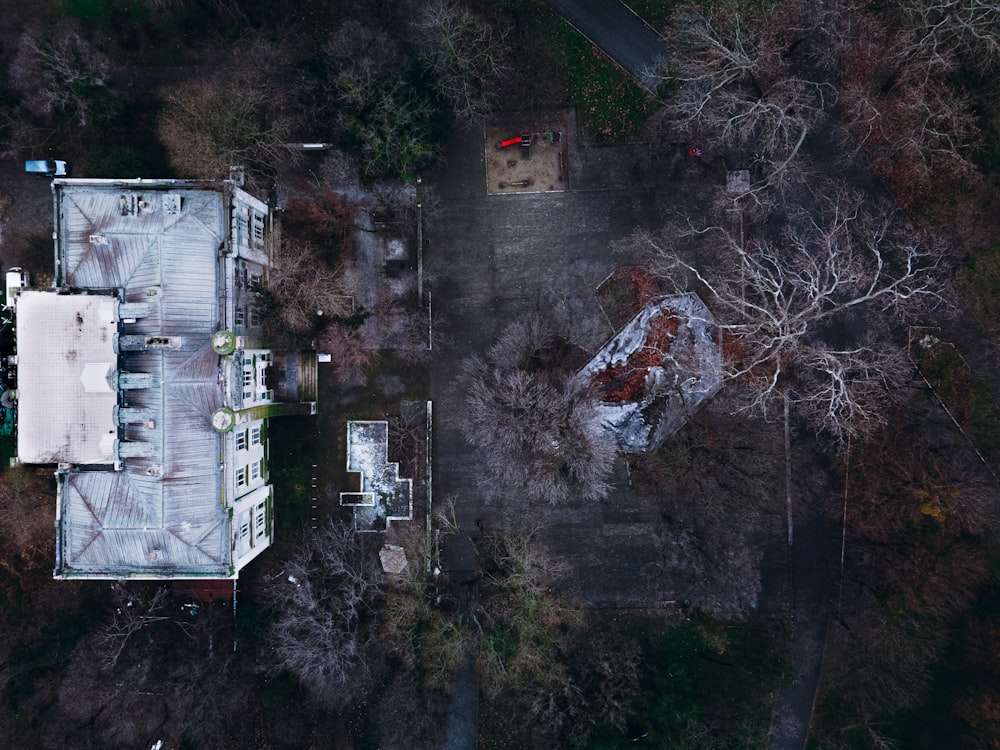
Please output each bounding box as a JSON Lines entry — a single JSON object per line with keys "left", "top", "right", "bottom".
{"left": 16, "top": 292, "right": 118, "bottom": 464}
{"left": 343, "top": 421, "right": 414, "bottom": 532}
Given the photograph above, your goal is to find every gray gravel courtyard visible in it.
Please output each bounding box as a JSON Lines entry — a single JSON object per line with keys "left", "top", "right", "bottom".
{"left": 424, "top": 112, "right": 723, "bottom": 608}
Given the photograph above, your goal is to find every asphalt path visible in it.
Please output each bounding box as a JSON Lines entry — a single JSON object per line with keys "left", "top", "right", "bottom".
{"left": 543, "top": 0, "right": 668, "bottom": 89}
{"left": 768, "top": 511, "right": 837, "bottom": 750}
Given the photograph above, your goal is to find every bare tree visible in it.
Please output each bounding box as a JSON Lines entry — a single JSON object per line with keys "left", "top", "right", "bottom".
{"left": 96, "top": 586, "right": 173, "bottom": 668}
{"left": 415, "top": 0, "right": 509, "bottom": 121}
{"left": 358, "top": 295, "right": 432, "bottom": 365}
{"left": 460, "top": 316, "right": 617, "bottom": 504}
{"left": 262, "top": 238, "right": 355, "bottom": 336}
{"left": 373, "top": 673, "right": 449, "bottom": 749}
{"left": 629, "top": 185, "right": 945, "bottom": 441}
{"left": 0, "top": 104, "right": 49, "bottom": 159}
{"left": 841, "top": 30, "right": 982, "bottom": 207}
{"left": 378, "top": 525, "right": 473, "bottom": 693}
{"left": 261, "top": 520, "right": 385, "bottom": 706}
{"left": 9, "top": 27, "right": 116, "bottom": 128}
{"left": 324, "top": 21, "right": 404, "bottom": 113}
{"left": 893, "top": 0, "right": 1000, "bottom": 75}
{"left": 475, "top": 527, "right": 577, "bottom": 700}
{"left": 158, "top": 73, "right": 296, "bottom": 182}
{"left": 836, "top": 1, "right": 990, "bottom": 207}
{"left": 315, "top": 322, "right": 380, "bottom": 386}
{"left": 0, "top": 465, "right": 53, "bottom": 560}
{"left": 633, "top": 407, "right": 787, "bottom": 618}
{"left": 309, "top": 21, "right": 441, "bottom": 179}
{"left": 649, "top": 0, "right": 833, "bottom": 167}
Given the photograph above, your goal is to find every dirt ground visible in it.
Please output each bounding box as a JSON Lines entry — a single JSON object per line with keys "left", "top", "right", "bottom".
{"left": 0, "top": 160, "right": 58, "bottom": 281}
{"left": 484, "top": 110, "right": 571, "bottom": 195}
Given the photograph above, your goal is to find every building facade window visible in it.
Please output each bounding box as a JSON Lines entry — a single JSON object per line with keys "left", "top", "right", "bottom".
{"left": 234, "top": 306, "right": 245, "bottom": 326}
{"left": 236, "top": 431, "right": 247, "bottom": 451}
{"left": 237, "top": 213, "right": 249, "bottom": 246}
{"left": 252, "top": 212, "right": 266, "bottom": 248}
{"left": 251, "top": 461, "right": 261, "bottom": 481}
{"left": 250, "top": 426, "right": 261, "bottom": 446}
{"left": 255, "top": 502, "right": 267, "bottom": 538}
{"left": 236, "top": 466, "right": 247, "bottom": 486}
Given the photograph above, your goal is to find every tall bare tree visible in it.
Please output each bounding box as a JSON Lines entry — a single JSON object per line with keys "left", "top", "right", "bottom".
{"left": 262, "top": 238, "right": 355, "bottom": 336}
{"left": 627, "top": 185, "right": 945, "bottom": 441}
{"left": 893, "top": 0, "right": 1000, "bottom": 75}
{"left": 158, "top": 73, "right": 295, "bottom": 182}
{"left": 460, "top": 316, "right": 617, "bottom": 504}
{"left": 261, "top": 520, "right": 385, "bottom": 706}
{"left": 836, "top": 0, "right": 993, "bottom": 207}
{"left": 415, "top": 0, "right": 509, "bottom": 121}
{"left": 10, "top": 27, "right": 116, "bottom": 128}
{"left": 649, "top": 0, "right": 833, "bottom": 166}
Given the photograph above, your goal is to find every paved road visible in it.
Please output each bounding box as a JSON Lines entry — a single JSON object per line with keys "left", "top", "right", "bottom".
{"left": 543, "top": 0, "right": 668, "bottom": 90}
{"left": 767, "top": 511, "right": 837, "bottom": 750}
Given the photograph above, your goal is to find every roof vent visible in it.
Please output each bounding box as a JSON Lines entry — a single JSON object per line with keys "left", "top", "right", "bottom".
{"left": 116, "top": 439, "right": 155, "bottom": 458}
{"left": 115, "top": 301, "right": 152, "bottom": 322}
{"left": 163, "top": 195, "right": 182, "bottom": 215}
{"left": 118, "top": 371, "right": 154, "bottom": 390}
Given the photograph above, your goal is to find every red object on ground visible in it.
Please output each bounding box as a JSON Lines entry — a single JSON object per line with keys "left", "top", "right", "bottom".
{"left": 499, "top": 137, "right": 521, "bottom": 149}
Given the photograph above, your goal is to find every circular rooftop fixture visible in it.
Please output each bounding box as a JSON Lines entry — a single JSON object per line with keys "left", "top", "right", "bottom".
{"left": 211, "top": 407, "right": 236, "bottom": 432}
{"left": 211, "top": 329, "right": 237, "bottom": 355}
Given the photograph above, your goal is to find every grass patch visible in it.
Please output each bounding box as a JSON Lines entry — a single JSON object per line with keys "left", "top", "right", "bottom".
{"left": 582, "top": 615, "right": 788, "bottom": 748}
{"left": 267, "top": 416, "right": 317, "bottom": 537}
{"left": 548, "top": 21, "right": 657, "bottom": 143}
{"left": 621, "top": 0, "right": 683, "bottom": 31}
{"left": 912, "top": 334, "right": 1000, "bottom": 467}
{"left": 506, "top": 2, "right": 657, "bottom": 143}
{"left": 478, "top": 612, "right": 788, "bottom": 749}
{"left": 960, "top": 241, "right": 1000, "bottom": 334}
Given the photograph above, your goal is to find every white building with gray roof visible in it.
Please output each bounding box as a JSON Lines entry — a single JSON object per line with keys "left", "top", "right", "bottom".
{"left": 12, "top": 178, "right": 317, "bottom": 579}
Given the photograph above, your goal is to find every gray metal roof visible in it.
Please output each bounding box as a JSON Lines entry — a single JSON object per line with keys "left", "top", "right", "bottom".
{"left": 50, "top": 182, "right": 231, "bottom": 578}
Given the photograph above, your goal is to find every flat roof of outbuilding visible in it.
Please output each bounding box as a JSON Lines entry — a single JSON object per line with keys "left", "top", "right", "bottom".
{"left": 15, "top": 291, "right": 118, "bottom": 465}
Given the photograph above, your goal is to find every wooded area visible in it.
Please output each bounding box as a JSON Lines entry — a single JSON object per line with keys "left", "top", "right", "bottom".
{"left": 1, "top": 0, "right": 999, "bottom": 748}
